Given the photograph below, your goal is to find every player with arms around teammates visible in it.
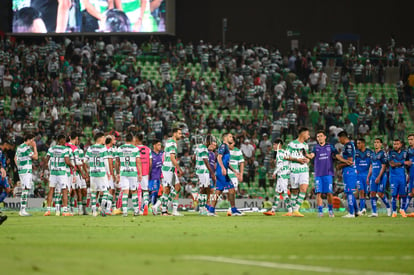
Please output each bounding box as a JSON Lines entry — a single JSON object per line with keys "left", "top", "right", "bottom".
{"left": 15, "top": 134, "right": 38, "bottom": 216}
{"left": 208, "top": 133, "right": 244, "bottom": 216}
{"left": 85, "top": 132, "right": 113, "bottom": 217}
{"left": 44, "top": 134, "right": 75, "bottom": 216}
{"left": 105, "top": 135, "right": 117, "bottom": 214}
{"left": 367, "top": 138, "right": 391, "bottom": 217}
{"left": 355, "top": 138, "right": 373, "bottom": 216}
{"left": 66, "top": 132, "right": 89, "bottom": 215}
{"left": 194, "top": 134, "right": 216, "bottom": 215}
{"left": 285, "top": 127, "right": 311, "bottom": 217}
{"left": 388, "top": 139, "right": 409, "bottom": 218}
{"left": 337, "top": 131, "right": 359, "bottom": 218}
{"left": 115, "top": 133, "right": 143, "bottom": 216}
{"left": 263, "top": 139, "right": 293, "bottom": 216}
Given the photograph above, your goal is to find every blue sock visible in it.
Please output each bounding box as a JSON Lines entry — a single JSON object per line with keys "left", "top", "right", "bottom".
{"left": 360, "top": 198, "right": 366, "bottom": 210}
{"left": 347, "top": 193, "right": 355, "bottom": 215}
{"left": 231, "top": 207, "right": 238, "bottom": 213}
{"left": 381, "top": 196, "right": 390, "bottom": 208}
{"left": 210, "top": 206, "right": 215, "bottom": 213}
{"left": 392, "top": 197, "right": 397, "bottom": 212}
{"left": 405, "top": 196, "right": 412, "bottom": 211}
{"left": 0, "top": 191, "right": 7, "bottom": 203}
{"left": 318, "top": 205, "right": 323, "bottom": 214}
{"left": 400, "top": 196, "right": 406, "bottom": 210}
{"left": 328, "top": 204, "right": 333, "bottom": 212}
{"left": 371, "top": 197, "right": 377, "bottom": 214}
{"left": 352, "top": 196, "right": 358, "bottom": 213}
{"left": 150, "top": 192, "right": 158, "bottom": 205}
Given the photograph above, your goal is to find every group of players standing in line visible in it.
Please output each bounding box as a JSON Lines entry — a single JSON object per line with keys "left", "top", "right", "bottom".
{"left": 10, "top": 126, "right": 414, "bottom": 218}
{"left": 12, "top": 127, "right": 246, "bottom": 217}
{"left": 265, "top": 128, "right": 414, "bottom": 218}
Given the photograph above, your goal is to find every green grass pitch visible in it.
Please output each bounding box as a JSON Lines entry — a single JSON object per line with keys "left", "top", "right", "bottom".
{"left": 1, "top": 211, "right": 414, "bottom": 275}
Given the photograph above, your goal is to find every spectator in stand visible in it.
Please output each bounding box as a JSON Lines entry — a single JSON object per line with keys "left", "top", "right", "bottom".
{"left": 386, "top": 113, "right": 396, "bottom": 144}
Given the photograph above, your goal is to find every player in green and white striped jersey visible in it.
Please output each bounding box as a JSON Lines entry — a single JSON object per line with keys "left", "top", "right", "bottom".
{"left": 44, "top": 135, "right": 75, "bottom": 216}
{"left": 115, "top": 133, "right": 143, "bottom": 216}
{"left": 105, "top": 135, "right": 117, "bottom": 214}
{"left": 157, "top": 128, "right": 184, "bottom": 216}
{"left": 285, "top": 127, "right": 311, "bottom": 217}
{"left": 264, "top": 139, "right": 293, "bottom": 216}
{"left": 77, "top": 144, "right": 90, "bottom": 215}
{"left": 228, "top": 141, "right": 244, "bottom": 190}
{"left": 85, "top": 132, "right": 112, "bottom": 217}
{"left": 193, "top": 134, "right": 216, "bottom": 215}
{"left": 227, "top": 141, "right": 245, "bottom": 216}
{"left": 67, "top": 132, "right": 89, "bottom": 216}
{"left": 15, "top": 134, "right": 38, "bottom": 216}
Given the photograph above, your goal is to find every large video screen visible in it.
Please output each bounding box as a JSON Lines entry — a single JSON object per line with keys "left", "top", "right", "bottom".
{"left": 12, "top": 0, "right": 171, "bottom": 33}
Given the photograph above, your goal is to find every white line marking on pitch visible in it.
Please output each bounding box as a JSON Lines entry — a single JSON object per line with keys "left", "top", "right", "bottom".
{"left": 230, "top": 255, "right": 414, "bottom": 261}
{"left": 182, "top": 255, "right": 411, "bottom": 275}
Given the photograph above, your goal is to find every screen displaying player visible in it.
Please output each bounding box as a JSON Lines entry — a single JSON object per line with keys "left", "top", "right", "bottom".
{"left": 12, "top": 0, "right": 168, "bottom": 33}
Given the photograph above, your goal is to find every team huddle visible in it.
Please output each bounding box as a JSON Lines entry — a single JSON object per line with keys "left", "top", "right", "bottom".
{"left": 12, "top": 127, "right": 414, "bottom": 218}
{"left": 13, "top": 128, "right": 246, "bottom": 217}
{"left": 265, "top": 128, "right": 414, "bottom": 218}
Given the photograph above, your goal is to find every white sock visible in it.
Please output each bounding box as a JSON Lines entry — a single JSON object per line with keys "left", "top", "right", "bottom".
{"left": 106, "top": 200, "right": 112, "bottom": 211}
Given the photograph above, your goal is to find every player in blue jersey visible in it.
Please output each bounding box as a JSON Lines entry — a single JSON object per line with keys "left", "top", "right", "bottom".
{"left": 367, "top": 138, "right": 391, "bottom": 217}
{"left": 205, "top": 136, "right": 217, "bottom": 211}
{"left": 149, "top": 139, "right": 163, "bottom": 214}
{"left": 208, "top": 133, "right": 244, "bottom": 216}
{"left": 405, "top": 134, "right": 414, "bottom": 217}
{"left": 308, "top": 130, "right": 344, "bottom": 218}
{"left": 0, "top": 142, "right": 11, "bottom": 206}
{"left": 388, "top": 139, "right": 408, "bottom": 218}
{"left": 355, "top": 138, "right": 373, "bottom": 215}
{"left": 337, "top": 131, "right": 359, "bottom": 218}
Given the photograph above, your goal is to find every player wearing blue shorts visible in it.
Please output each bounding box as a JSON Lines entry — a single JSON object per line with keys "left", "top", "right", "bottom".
{"left": 367, "top": 138, "right": 391, "bottom": 217}
{"left": 388, "top": 139, "right": 408, "bottom": 218}
{"left": 149, "top": 139, "right": 163, "bottom": 212}
{"left": 0, "top": 142, "right": 11, "bottom": 206}
{"left": 206, "top": 139, "right": 217, "bottom": 210}
{"left": 355, "top": 138, "right": 373, "bottom": 215}
{"left": 337, "top": 131, "right": 358, "bottom": 218}
{"left": 404, "top": 134, "right": 414, "bottom": 217}
{"left": 308, "top": 130, "right": 340, "bottom": 218}
{"left": 208, "top": 133, "right": 244, "bottom": 216}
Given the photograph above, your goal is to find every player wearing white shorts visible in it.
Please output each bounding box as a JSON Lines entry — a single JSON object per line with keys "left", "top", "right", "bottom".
{"left": 286, "top": 127, "right": 311, "bottom": 217}
{"left": 15, "top": 134, "right": 38, "bottom": 216}
{"left": 116, "top": 133, "right": 143, "bottom": 216}
{"left": 135, "top": 133, "right": 152, "bottom": 216}
{"left": 77, "top": 145, "right": 89, "bottom": 215}
{"left": 105, "top": 135, "right": 117, "bottom": 214}
{"left": 66, "top": 132, "right": 88, "bottom": 215}
{"left": 85, "top": 132, "right": 112, "bottom": 216}
{"left": 264, "top": 139, "right": 293, "bottom": 216}
{"left": 158, "top": 128, "right": 184, "bottom": 216}
{"left": 194, "top": 134, "right": 216, "bottom": 215}
{"left": 44, "top": 135, "right": 75, "bottom": 216}
{"left": 227, "top": 141, "right": 244, "bottom": 216}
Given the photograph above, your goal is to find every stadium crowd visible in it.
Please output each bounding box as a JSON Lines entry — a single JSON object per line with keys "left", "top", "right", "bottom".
{"left": 0, "top": 35, "right": 413, "bottom": 209}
